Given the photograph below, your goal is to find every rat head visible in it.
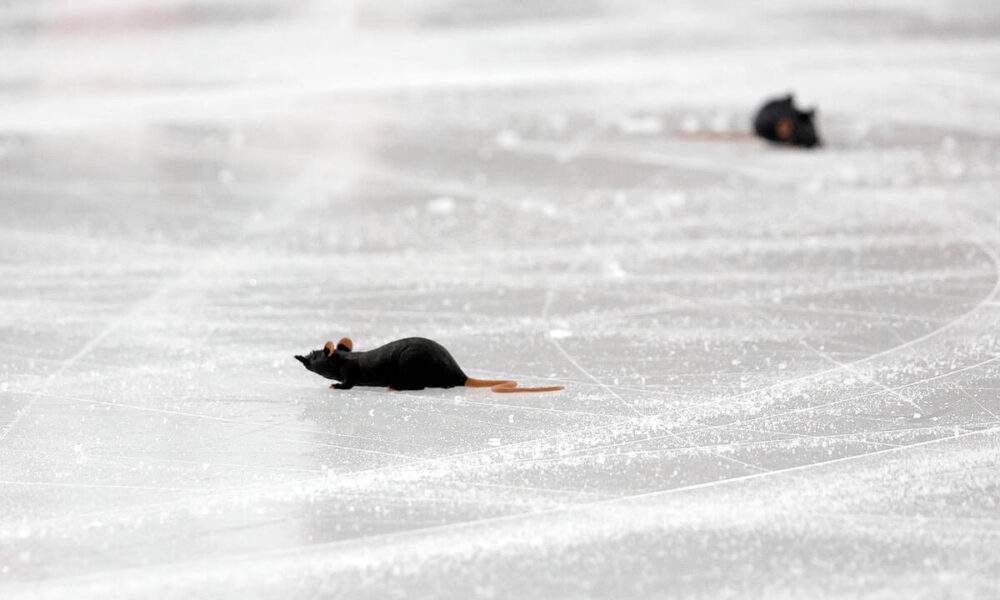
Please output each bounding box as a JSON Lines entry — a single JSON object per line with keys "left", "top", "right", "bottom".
{"left": 294, "top": 337, "right": 353, "bottom": 382}
{"left": 787, "top": 108, "right": 820, "bottom": 148}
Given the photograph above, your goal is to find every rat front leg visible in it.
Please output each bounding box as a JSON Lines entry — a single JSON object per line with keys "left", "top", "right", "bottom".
{"left": 330, "top": 363, "right": 360, "bottom": 390}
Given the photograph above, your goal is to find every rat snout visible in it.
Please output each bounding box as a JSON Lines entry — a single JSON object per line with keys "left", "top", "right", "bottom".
{"left": 294, "top": 355, "right": 309, "bottom": 366}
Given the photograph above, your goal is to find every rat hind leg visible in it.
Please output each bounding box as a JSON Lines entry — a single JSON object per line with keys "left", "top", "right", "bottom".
{"left": 392, "top": 349, "right": 433, "bottom": 390}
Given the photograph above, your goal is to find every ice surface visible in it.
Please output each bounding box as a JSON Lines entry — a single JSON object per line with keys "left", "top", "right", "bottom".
{"left": 1, "top": 0, "right": 999, "bottom": 598}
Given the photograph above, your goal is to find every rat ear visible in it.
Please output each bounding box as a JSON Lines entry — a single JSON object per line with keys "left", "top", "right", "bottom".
{"left": 324, "top": 341, "right": 335, "bottom": 356}
{"left": 776, "top": 118, "right": 795, "bottom": 140}
{"left": 336, "top": 337, "right": 353, "bottom": 352}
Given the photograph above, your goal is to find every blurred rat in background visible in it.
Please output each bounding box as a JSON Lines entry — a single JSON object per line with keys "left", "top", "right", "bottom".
{"left": 753, "top": 94, "right": 821, "bottom": 148}
{"left": 671, "top": 92, "right": 821, "bottom": 148}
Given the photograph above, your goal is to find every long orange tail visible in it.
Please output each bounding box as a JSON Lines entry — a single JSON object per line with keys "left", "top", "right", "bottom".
{"left": 465, "top": 378, "right": 564, "bottom": 393}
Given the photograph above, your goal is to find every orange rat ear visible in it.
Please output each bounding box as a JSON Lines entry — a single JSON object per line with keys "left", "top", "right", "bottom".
{"left": 336, "top": 337, "right": 353, "bottom": 352}
{"left": 776, "top": 118, "right": 795, "bottom": 140}
{"left": 324, "top": 341, "right": 336, "bottom": 356}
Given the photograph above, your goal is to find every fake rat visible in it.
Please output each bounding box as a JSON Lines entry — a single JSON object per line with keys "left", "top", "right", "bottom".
{"left": 295, "top": 337, "right": 564, "bottom": 393}
{"left": 752, "top": 94, "right": 821, "bottom": 148}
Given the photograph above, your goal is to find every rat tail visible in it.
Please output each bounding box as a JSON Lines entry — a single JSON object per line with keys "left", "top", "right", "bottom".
{"left": 464, "top": 378, "right": 564, "bottom": 393}
{"left": 672, "top": 130, "right": 757, "bottom": 142}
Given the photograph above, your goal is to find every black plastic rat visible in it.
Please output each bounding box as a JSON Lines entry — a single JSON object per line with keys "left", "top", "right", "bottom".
{"left": 295, "top": 337, "right": 564, "bottom": 393}
{"left": 752, "top": 94, "right": 821, "bottom": 148}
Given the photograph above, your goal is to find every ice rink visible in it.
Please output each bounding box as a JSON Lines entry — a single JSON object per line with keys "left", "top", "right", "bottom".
{"left": 2, "top": 0, "right": 999, "bottom": 597}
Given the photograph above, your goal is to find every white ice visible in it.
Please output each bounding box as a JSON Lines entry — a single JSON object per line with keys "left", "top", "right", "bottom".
{"left": 1, "top": 0, "right": 999, "bottom": 598}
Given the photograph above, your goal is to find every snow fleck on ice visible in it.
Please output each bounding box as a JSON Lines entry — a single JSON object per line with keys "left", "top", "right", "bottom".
{"left": 426, "top": 196, "right": 456, "bottom": 214}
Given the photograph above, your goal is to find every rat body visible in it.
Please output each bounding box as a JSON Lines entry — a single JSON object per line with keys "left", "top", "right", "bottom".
{"left": 753, "top": 94, "right": 821, "bottom": 148}
{"left": 295, "top": 337, "right": 563, "bottom": 393}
